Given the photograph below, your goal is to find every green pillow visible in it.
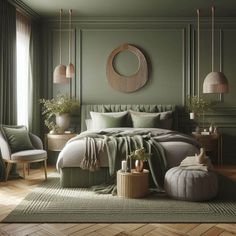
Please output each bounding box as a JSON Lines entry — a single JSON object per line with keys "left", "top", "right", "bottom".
{"left": 90, "top": 111, "right": 127, "bottom": 130}
{"left": 3, "top": 127, "right": 34, "bottom": 153}
{"left": 131, "top": 113, "right": 161, "bottom": 128}
{"left": 130, "top": 110, "right": 173, "bottom": 130}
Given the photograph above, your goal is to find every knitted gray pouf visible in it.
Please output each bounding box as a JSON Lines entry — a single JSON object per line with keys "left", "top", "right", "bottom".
{"left": 164, "top": 167, "right": 218, "bottom": 201}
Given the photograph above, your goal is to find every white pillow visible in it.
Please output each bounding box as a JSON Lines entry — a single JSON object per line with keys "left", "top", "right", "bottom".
{"left": 85, "top": 119, "right": 93, "bottom": 131}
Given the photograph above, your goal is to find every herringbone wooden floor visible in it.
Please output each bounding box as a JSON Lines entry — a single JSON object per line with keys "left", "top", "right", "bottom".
{"left": 0, "top": 166, "right": 236, "bottom": 236}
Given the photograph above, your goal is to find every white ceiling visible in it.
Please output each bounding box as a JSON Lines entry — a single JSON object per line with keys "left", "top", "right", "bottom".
{"left": 20, "top": 0, "right": 236, "bottom": 18}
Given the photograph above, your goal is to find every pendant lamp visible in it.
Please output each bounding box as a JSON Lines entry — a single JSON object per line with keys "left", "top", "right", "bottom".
{"left": 66, "top": 9, "right": 75, "bottom": 78}
{"left": 53, "top": 9, "right": 67, "bottom": 84}
{"left": 203, "top": 6, "right": 229, "bottom": 94}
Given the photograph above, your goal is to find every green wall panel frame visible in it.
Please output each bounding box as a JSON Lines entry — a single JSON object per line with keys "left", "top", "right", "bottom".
{"left": 81, "top": 28, "right": 187, "bottom": 105}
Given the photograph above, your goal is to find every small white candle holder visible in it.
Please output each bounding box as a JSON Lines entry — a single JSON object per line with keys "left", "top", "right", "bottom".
{"left": 121, "top": 160, "right": 127, "bottom": 172}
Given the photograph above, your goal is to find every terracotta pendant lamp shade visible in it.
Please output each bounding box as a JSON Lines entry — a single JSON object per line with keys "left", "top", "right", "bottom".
{"left": 66, "top": 9, "right": 75, "bottom": 79}
{"left": 53, "top": 9, "right": 68, "bottom": 84}
{"left": 53, "top": 64, "right": 67, "bottom": 83}
{"left": 203, "top": 6, "right": 229, "bottom": 94}
{"left": 66, "top": 62, "right": 75, "bottom": 78}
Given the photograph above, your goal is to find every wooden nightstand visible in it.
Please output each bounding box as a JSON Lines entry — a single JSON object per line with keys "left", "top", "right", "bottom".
{"left": 192, "top": 133, "right": 222, "bottom": 166}
{"left": 45, "top": 133, "right": 77, "bottom": 151}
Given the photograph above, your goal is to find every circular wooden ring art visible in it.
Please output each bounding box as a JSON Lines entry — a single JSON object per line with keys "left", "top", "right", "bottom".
{"left": 106, "top": 44, "right": 148, "bottom": 93}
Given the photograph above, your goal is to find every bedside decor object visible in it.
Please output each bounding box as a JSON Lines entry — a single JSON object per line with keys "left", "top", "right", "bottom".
{"left": 186, "top": 95, "right": 211, "bottom": 122}
{"left": 209, "top": 123, "right": 213, "bottom": 133}
{"left": 198, "top": 147, "right": 207, "bottom": 164}
{"left": 203, "top": 6, "right": 229, "bottom": 100}
{"left": 40, "top": 93, "right": 79, "bottom": 134}
{"left": 128, "top": 148, "right": 149, "bottom": 172}
{"left": 106, "top": 43, "right": 148, "bottom": 93}
{"left": 195, "top": 126, "right": 200, "bottom": 134}
{"left": 214, "top": 126, "right": 218, "bottom": 134}
{"left": 55, "top": 113, "right": 71, "bottom": 132}
{"left": 192, "top": 132, "right": 222, "bottom": 165}
{"left": 190, "top": 112, "right": 195, "bottom": 120}
{"left": 53, "top": 9, "right": 67, "bottom": 84}
{"left": 66, "top": 9, "right": 75, "bottom": 79}
{"left": 121, "top": 160, "right": 127, "bottom": 172}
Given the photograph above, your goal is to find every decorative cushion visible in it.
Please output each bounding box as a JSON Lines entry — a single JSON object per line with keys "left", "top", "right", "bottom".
{"left": 90, "top": 111, "right": 128, "bottom": 130}
{"left": 164, "top": 167, "right": 218, "bottom": 201}
{"left": 11, "top": 150, "right": 47, "bottom": 161}
{"left": 130, "top": 113, "right": 161, "bottom": 128}
{"left": 2, "top": 126, "right": 35, "bottom": 153}
{"left": 130, "top": 110, "right": 173, "bottom": 130}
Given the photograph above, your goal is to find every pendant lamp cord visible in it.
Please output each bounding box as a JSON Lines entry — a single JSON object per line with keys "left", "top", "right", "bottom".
{"left": 69, "top": 9, "right": 72, "bottom": 63}
{"left": 212, "top": 6, "right": 215, "bottom": 72}
{"left": 60, "top": 9, "right": 62, "bottom": 65}
{"left": 197, "top": 9, "right": 200, "bottom": 98}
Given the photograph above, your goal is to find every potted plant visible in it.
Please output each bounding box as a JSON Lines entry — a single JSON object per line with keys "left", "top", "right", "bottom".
{"left": 128, "top": 148, "right": 150, "bottom": 172}
{"left": 186, "top": 95, "right": 211, "bottom": 120}
{"left": 39, "top": 93, "right": 80, "bottom": 134}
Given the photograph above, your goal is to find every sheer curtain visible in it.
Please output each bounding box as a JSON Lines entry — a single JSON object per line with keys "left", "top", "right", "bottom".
{"left": 28, "top": 20, "right": 42, "bottom": 136}
{"left": 16, "top": 11, "right": 31, "bottom": 127}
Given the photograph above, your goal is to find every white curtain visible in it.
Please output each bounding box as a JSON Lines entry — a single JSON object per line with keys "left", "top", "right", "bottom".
{"left": 16, "top": 11, "right": 31, "bottom": 127}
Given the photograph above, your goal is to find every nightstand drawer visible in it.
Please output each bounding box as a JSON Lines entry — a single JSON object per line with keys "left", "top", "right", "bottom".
{"left": 195, "top": 137, "right": 217, "bottom": 151}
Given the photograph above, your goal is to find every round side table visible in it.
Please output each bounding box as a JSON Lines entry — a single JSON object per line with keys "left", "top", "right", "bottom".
{"left": 117, "top": 169, "right": 149, "bottom": 198}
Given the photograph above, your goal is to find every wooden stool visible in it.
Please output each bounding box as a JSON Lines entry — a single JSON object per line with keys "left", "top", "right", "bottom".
{"left": 117, "top": 169, "right": 149, "bottom": 198}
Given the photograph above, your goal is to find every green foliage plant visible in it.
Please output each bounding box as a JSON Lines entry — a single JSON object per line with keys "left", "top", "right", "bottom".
{"left": 128, "top": 148, "right": 150, "bottom": 161}
{"left": 39, "top": 93, "right": 80, "bottom": 131}
{"left": 186, "top": 95, "right": 211, "bottom": 115}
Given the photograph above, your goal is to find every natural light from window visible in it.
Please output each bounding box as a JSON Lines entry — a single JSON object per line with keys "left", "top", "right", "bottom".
{"left": 16, "top": 12, "right": 31, "bottom": 127}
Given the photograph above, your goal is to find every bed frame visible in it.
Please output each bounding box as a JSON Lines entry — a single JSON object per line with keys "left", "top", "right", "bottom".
{"left": 60, "top": 104, "right": 177, "bottom": 188}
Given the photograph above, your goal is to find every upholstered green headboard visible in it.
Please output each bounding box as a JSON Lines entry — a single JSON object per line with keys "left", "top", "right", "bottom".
{"left": 81, "top": 104, "right": 177, "bottom": 132}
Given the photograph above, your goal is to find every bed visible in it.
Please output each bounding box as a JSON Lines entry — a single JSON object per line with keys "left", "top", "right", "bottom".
{"left": 57, "top": 104, "right": 199, "bottom": 188}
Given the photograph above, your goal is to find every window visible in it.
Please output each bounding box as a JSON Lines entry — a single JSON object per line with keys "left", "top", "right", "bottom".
{"left": 16, "top": 11, "right": 31, "bottom": 127}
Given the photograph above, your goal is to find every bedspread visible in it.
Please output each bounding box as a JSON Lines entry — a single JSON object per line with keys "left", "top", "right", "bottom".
{"left": 66, "top": 128, "right": 200, "bottom": 189}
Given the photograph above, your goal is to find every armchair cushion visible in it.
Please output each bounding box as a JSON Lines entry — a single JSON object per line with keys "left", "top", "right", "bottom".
{"left": 11, "top": 150, "right": 47, "bottom": 161}
{"left": 2, "top": 126, "right": 34, "bottom": 153}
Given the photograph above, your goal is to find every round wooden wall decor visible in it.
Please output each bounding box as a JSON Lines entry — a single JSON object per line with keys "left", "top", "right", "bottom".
{"left": 106, "top": 44, "right": 148, "bottom": 93}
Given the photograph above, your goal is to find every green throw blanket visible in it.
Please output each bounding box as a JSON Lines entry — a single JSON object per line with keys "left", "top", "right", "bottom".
{"left": 69, "top": 128, "right": 199, "bottom": 193}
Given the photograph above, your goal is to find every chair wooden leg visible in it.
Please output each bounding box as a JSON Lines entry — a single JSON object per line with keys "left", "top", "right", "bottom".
{"left": 5, "top": 162, "right": 12, "bottom": 182}
{"left": 23, "top": 163, "right": 26, "bottom": 179}
{"left": 28, "top": 163, "right": 30, "bottom": 175}
{"left": 44, "top": 160, "right": 47, "bottom": 180}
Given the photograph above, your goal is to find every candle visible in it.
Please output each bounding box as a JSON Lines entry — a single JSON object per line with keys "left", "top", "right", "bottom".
{"left": 121, "top": 160, "right": 127, "bottom": 172}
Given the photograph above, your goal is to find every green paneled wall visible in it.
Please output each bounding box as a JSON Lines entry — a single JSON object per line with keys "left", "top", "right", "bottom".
{"left": 41, "top": 18, "right": 236, "bottom": 164}
{"left": 82, "top": 29, "right": 184, "bottom": 104}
